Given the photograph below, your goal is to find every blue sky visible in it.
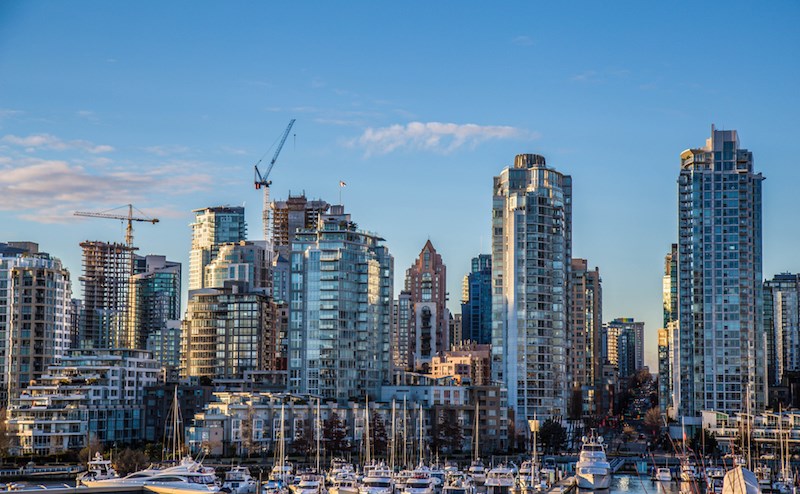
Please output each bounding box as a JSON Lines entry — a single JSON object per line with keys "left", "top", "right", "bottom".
{"left": 1, "top": 1, "right": 799, "bottom": 367}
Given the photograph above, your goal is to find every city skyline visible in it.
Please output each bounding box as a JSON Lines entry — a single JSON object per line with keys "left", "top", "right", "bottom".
{"left": 2, "top": 2, "right": 800, "bottom": 369}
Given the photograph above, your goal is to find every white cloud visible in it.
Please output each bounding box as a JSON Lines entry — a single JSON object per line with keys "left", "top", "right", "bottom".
{"left": 1, "top": 133, "right": 114, "bottom": 153}
{"left": 0, "top": 157, "right": 214, "bottom": 223}
{"left": 350, "top": 121, "right": 535, "bottom": 155}
{"left": 144, "top": 144, "right": 190, "bottom": 156}
{"left": 512, "top": 35, "right": 534, "bottom": 46}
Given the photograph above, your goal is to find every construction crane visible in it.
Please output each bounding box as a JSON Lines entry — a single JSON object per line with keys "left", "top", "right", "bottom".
{"left": 254, "top": 118, "right": 295, "bottom": 244}
{"left": 74, "top": 204, "right": 159, "bottom": 249}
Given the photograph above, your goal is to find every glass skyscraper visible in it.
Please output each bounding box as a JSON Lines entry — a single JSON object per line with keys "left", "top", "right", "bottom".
{"left": 189, "top": 206, "right": 247, "bottom": 291}
{"left": 461, "top": 254, "right": 492, "bottom": 345}
{"left": 492, "top": 153, "right": 571, "bottom": 425}
{"left": 288, "top": 205, "right": 393, "bottom": 401}
{"left": 676, "top": 125, "right": 765, "bottom": 418}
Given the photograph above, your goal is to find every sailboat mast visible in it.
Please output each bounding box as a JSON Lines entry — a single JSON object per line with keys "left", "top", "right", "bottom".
{"left": 418, "top": 403, "right": 424, "bottom": 465}
{"left": 390, "top": 399, "right": 396, "bottom": 472}
{"left": 474, "top": 400, "right": 480, "bottom": 462}
{"left": 365, "top": 395, "right": 371, "bottom": 466}
{"left": 403, "top": 396, "right": 408, "bottom": 468}
{"left": 316, "top": 398, "right": 321, "bottom": 473}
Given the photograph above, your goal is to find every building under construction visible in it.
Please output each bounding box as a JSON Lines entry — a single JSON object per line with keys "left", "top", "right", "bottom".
{"left": 79, "top": 241, "right": 136, "bottom": 349}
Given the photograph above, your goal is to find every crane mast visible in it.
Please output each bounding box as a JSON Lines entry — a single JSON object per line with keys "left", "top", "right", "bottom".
{"left": 254, "top": 119, "right": 295, "bottom": 250}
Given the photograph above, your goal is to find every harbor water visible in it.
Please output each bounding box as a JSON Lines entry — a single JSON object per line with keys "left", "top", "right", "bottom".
{"left": 578, "top": 475, "right": 683, "bottom": 494}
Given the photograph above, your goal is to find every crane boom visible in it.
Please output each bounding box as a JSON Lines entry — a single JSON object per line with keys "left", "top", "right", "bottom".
{"left": 254, "top": 118, "right": 295, "bottom": 189}
{"left": 74, "top": 204, "right": 159, "bottom": 248}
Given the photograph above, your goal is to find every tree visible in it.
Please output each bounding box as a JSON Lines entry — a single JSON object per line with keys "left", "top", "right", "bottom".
{"left": 239, "top": 406, "right": 255, "bottom": 458}
{"left": 568, "top": 388, "right": 584, "bottom": 421}
{"left": 370, "top": 413, "right": 388, "bottom": 458}
{"left": 0, "top": 408, "right": 12, "bottom": 457}
{"left": 539, "top": 419, "right": 567, "bottom": 454}
{"left": 690, "top": 429, "right": 718, "bottom": 457}
{"left": 432, "top": 410, "right": 463, "bottom": 455}
{"left": 114, "top": 448, "right": 149, "bottom": 476}
{"left": 323, "top": 412, "right": 349, "bottom": 456}
{"left": 79, "top": 437, "right": 105, "bottom": 464}
{"left": 292, "top": 420, "right": 314, "bottom": 459}
{"left": 643, "top": 407, "right": 663, "bottom": 437}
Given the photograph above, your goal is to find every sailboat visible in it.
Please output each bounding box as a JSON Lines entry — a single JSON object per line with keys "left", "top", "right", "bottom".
{"left": 266, "top": 403, "right": 293, "bottom": 493}
{"left": 467, "top": 401, "right": 485, "bottom": 488}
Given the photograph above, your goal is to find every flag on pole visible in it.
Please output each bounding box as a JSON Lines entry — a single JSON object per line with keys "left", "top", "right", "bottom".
{"left": 339, "top": 181, "right": 347, "bottom": 187}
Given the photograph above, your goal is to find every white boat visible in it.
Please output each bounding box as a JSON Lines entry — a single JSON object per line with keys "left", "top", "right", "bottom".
{"left": 484, "top": 464, "right": 514, "bottom": 494}
{"left": 575, "top": 432, "right": 611, "bottom": 490}
{"left": 404, "top": 465, "right": 435, "bottom": 494}
{"left": 360, "top": 463, "right": 394, "bottom": 494}
{"left": 442, "top": 474, "right": 475, "bottom": 494}
{"left": 82, "top": 456, "right": 218, "bottom": 492}
{"left": 655, "top": 468, "right": 672, "bottom": 482}
{"left": 77, "top": 452, "right": 118, "bottom": 485}
{"left": 467, "top": 461, "right": 486, "bottom": 488}
{"left": 722, "top": 467, "right": 761, "bottom": 494}
{"left": 290, "top": 473, "right": 325, "bottom": 494}
{"left": 222, "top": 466, "right": 256, "bottom": 494}
{"left": 328, "top": 472, "right": 358, "bottom": 494}
{"left": 144, "top": 468, "right": 221, "bottom": 494}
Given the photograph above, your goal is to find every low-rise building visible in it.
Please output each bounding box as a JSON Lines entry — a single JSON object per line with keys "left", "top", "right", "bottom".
{"left": 6, "top": 348, "right": 159, "bottom": 455}
{"left": 429, "top": 342, "right": 491, "bottom": 385}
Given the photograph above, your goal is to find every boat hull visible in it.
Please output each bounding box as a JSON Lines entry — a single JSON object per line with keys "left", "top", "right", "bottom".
{"left": 576, "top": 473, "right": 610, "bottom": 490}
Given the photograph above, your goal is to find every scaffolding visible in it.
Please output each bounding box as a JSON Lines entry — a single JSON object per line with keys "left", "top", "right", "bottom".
{"left": 79, "top": 241, "right": 136, "bottom": 349}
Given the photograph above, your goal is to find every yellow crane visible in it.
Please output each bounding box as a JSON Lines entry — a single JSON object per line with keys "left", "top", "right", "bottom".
{"left": 74, "top": 204, "right": 159, "bottom": 248}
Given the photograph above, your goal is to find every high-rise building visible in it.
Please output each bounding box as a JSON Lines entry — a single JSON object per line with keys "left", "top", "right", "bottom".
{"left": 660, "top": 244, "right": 678, "bottom": 414}
{"left": 676, "top": 126, "right": 765, "bottom": 418}
{"left": 392, "top": 291, "right": 413, "bottom": 372}
{"left": 181, "top": 281, "right": 275, "bottom": 380}
{"left": 491, "top": 153, "right": 572, "bottom": 424}
{"left": 271, "top": 194, "right": 330, "bottom": 256}
{"left": 604, "top": 318, "right": 644, "bottom": 379}
{"left": 288, "top": 205, "right": 393, "bottom": 401}
{"left": 0, "top": 242, "right": 72, "bottom": 406}
{"left": 203, "top": 241, "right": 270, "bottom": 292}
{"left": 461, "top": 254, "right": 492, "bottom": 345}
{"left": 128, "top": 255, "right": 181, "bottom": 372}
{"left": 405, "top": 241, "right": 449, "bottom": 372}
{"left": 189, "top": 206, "right": 247, "bottom": 291}
{"left": 79, "top": 241, "right": 136, "bottom": 349}
{"left": 568, "top": 258, "right": 602, "bottom": 416}
{"left": 763, "top": 273, "right": 800, "bottom": 388}
{"left": 271, "top": 195, "right": 330, "bottom": 303}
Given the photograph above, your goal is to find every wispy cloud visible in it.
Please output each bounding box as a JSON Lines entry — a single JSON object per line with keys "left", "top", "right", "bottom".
{"left": 2, "top": 133, "right": 114, "bottom": 153}
{"left": 350, "top": 121, "right": 535, "bottom": 155}
{"left": 571, "top": 68, "right": 630, "bottom": 83}
{"left": 76, "top": 110, "right": 100, "bottom": 123}
{"left": 0, "top": 157, "right": 214, "bottom": 223}
{"left": 144, "top": 144, "right": 190, "bottom": 156}
{"left": 512, "top": 35, "right": 534, "bottom": 46}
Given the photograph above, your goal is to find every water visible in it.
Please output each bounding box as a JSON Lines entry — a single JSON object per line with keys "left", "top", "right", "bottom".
{"left": 577, "top": 475, "right": 683, "bottom": 494}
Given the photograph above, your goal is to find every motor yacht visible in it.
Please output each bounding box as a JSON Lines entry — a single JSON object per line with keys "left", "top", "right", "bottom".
{"left": 77, "top": 452, "right": 118, "bottom": 485}
{"left": 654, "top": 468, "right": 672, "bottom": 482}
{"left": 484, "top": 464, "right": 515, "bottom": 494}
{"left": 328, "top": 472, "right": 358, "bottom": 494}
{"left": 575, "top": 432, "right": 611, "bottom": 490}
{"left": 290, "top": 473, "right": 325, "bottom": 494}
{"left": 404, "top": 465, "right": 434, "bottom": 494}
{"left": 359, "top": 463, "right": 393, "bottom": 494}
{"left": 222, "top": 466, "right": 256, "bottom": 494}
{"left": 467, "top": 460, "right": 486, "bottom": 488}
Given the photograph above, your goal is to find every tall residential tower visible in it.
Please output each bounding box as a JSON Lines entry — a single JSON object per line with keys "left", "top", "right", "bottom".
{"left": 676, "top": 126, "right": 765, "bottom": 419}
{"left": 492, "top": 153, "right": 572, "bottom": 425}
